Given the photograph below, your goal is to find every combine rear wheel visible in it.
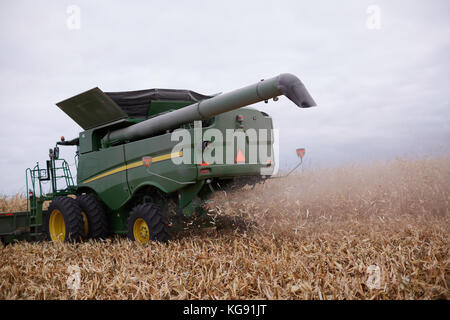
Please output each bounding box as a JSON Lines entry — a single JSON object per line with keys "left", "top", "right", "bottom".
{"left": 77, "top": 194, "right": 109, "bottom": 240}
{"left": 127, "top": 203, "right": 170, "bottom": 244}
{"left": 45, "top": 197, "right": 84, "bottom": 242}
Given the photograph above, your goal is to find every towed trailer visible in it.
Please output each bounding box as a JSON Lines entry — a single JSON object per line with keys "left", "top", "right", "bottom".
{"left": 0, "top": 156, "right": 76, "bottom": 243}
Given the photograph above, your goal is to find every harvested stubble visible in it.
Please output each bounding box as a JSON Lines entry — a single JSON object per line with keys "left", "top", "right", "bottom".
{"left": 0, "top": 156, "right": 449, "bottom": 299}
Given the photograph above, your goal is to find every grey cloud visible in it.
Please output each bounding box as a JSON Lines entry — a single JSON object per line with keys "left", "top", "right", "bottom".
{"left": 0, "top": 0, "right": 449, "bottom": 194}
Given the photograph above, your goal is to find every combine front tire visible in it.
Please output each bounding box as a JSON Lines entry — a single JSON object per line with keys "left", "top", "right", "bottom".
{"left": 77, "top": 194, "right": 109, "bottom": 240}
{"left": 45, "top": 197, "right": 84, "bottom": 242}
{"left": 127, "top": 203, "right": 170, "bottom": 244}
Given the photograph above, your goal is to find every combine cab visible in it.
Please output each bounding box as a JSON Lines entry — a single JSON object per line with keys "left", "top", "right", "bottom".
{"left": 0, "top": 73, "right": 316, "bottom": 244}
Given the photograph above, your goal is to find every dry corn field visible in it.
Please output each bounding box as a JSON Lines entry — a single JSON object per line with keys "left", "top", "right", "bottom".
{"left": 0, "top": 156, "right": 449, "bottom": 300}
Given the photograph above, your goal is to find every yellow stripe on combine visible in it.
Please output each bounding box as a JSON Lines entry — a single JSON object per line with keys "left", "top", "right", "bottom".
{"left": 82, "top": 151, "right": 183, "bottom": 184}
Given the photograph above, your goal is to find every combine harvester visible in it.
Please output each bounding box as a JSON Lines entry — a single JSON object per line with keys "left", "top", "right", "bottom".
{"left": 0, "top": 73, "right": 315, "bottom": 244}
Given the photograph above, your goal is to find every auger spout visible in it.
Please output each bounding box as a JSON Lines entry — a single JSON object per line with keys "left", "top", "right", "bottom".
{"left": 101, "top": 73, "right": 316, "bottom": 146}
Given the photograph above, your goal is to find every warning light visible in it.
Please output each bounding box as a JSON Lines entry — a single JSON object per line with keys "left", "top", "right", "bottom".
{"left": 235, "top": 150, "right": 245, "bottom": 163}
{"left": 61, "top": 136, "right": 65, "bottom": 141}
{"left": 296, "top": 148, "right": 305, "bottom": 159}
{"left": 142, "top": 156, "right": 153, "bottom": 168}
{"left": 236, "top": 115, "right": 244, "bottom": 122}
{"left": 200, "top": 161, "right": 210, "bottom": 167}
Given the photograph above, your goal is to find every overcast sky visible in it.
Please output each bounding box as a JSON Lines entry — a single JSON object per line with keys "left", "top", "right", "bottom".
{"left": 0, "top": 0, "right": 449, "bottom": 195}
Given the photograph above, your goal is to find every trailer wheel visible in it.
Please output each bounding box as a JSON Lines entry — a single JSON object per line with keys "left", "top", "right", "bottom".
{"left": 45, "top": 197, "right": 84, "bottom": 242}
{"left": 77, "top": 194, "right": 109, "bottom": 240}
{"left": 127, "top": 203, "right": 170, "bottom": 244}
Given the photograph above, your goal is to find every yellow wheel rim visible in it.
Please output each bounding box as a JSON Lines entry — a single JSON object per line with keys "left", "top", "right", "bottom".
{"left": 49, "top": 209, "right": 65, "bottom": 242}
{"left": 133, "top": 218, "right": 150, "bottom": 244}
{"left": 81, "top": 211, "right": 89, "bottom": 238}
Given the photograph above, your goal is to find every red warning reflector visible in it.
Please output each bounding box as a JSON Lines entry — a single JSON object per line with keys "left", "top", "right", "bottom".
{"left": 0, "top": 213, "right": 13, "bottom": 217}
{"left": 296, "top": 148, "right": 305, "bottom": 159}
{"left": 200, "top": 169, "right": 210, "bottom": 174}
{"left": 142, "top": 156, "right": 153, "bottom": 168}
{"left": 235, "top": 149, "right": 245, "bottom": 163}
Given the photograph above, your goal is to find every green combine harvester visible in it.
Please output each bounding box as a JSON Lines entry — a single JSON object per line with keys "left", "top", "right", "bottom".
{"left": 0, "top": 73, "right": 315, "bottom": 244}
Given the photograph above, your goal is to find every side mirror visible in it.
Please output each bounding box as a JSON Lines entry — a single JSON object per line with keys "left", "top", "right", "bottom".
{"left": 49, "top": 147, "right": 60, "bottom": 159}
{"left": 54, "top": 147, "right": 60, "bottom": 160}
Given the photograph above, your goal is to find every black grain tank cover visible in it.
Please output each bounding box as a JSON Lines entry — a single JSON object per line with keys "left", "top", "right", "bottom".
{"left": 105, "top": 89, "right": 213, "bottom": 119}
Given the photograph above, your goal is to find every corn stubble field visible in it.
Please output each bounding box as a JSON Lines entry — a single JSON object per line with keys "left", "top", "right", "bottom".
{"left": 0, "top": 156, "right": 448, "bottom": 300}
